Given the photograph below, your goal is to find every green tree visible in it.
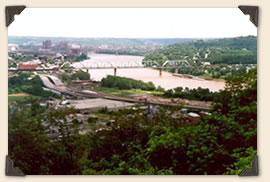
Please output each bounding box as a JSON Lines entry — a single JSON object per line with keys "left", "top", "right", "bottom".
{"left": 61, "top": 73, "right": 72, "bottom": 83}
{"left": 71, "top": 72, "right": 90, "bottom": 80}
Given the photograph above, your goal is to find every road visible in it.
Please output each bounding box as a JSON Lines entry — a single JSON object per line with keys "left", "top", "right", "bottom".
{"left": 39, "top": 75, "right": 82, "bottom": 97}
{"left": 47, "top": 75, "right": 64, "bottom": 86}
{"left": 39, "top": 75, "right": 212, "bottom": 111}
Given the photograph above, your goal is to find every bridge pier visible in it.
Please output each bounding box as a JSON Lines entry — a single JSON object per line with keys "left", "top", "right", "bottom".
{"left": 114, "top": 68, "right": 117, "bottom": 76}
{"left": 159, "top": 68, "right": 162, "bottom": 77}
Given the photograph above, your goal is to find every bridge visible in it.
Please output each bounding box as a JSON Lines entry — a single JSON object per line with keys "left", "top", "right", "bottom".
{"left": 70, "top": 60, "right": 190, "bottom": 76}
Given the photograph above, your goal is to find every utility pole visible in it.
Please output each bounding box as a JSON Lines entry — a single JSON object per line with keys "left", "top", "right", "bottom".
{"left": 114, "top": 68, "right": 117, "bottom": 76}
{"left": 159, "top": 68, "right": 162, "bottom": 77}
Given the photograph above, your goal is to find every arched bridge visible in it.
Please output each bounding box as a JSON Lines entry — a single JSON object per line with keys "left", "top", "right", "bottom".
{"left": 142, "top": 60, "right": 190, "bottom": 68}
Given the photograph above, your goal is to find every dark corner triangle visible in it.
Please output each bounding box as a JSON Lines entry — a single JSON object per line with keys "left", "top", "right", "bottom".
{"left": 5, "top": 156, "right": 25, "bottom": 176}
{"left": 239, "top": 155, "right": 258, "bottom": 176}
{"left": 238, "top": 6, "right": 258, "bottom": 27}
{"left": 5, "top": 6, "right": 26, "bottom": 27}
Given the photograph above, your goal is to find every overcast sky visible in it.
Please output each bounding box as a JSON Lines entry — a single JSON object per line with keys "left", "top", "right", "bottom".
{"left": 8, "top": 8, "right": 257, "bottom": 38}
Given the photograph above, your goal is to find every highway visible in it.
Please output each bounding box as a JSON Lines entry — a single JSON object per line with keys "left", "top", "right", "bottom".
{"left": 39, "top": 75, "right": 211, "bottom": 111}
{"left": 39, "top": 75, "right": 83, "bottom": 97}
{"left": 47, "top": 75, "right": 64, "bottom": 86}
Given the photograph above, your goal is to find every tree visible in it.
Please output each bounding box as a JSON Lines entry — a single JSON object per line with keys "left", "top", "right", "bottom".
{"left": 76, "top": 53, "right": 88, "bottom": 62}
{"left": 71, "top": 72, "right": 90, "bottom": 80}
{"left": 9, "top": 99, "right": 88, "bottom": 174}
{"left": 61, "top": 73, "right": 72, "bottom": 83}
{"left": 101, "top": 76, "right": 156, "bottom": 91}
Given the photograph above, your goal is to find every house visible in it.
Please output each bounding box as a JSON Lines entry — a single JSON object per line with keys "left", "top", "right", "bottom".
{"left": 202, "top": 62, "right": 211, "bottom": 66}
{"left": 188, "top": 112, "right": 200, "bottom": 123}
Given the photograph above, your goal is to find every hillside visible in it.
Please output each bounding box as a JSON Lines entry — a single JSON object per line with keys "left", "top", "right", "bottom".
{"left": 143, "top": 36, "right": 257, "bottom": 65}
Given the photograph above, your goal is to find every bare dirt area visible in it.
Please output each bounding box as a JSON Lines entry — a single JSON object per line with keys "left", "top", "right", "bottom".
{"left": 8, "top": 93, "right": 30, "bottom": 97}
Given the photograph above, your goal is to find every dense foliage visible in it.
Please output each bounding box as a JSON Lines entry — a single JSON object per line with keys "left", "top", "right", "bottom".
{"left": 101, "top": 75, "right": 156, "bottom": 91}
{"left": 164, "top": 87, "right": 219, "bottom": 101}
{"left": 71, "top": 71, "right": 90, "bottom": 80}
{"left": 61, "top": 71, "right": 90, "bottom": 83}
{"left": 144, "top": 36, "right": 257, "bottom": 63}
{"left": 8, "top": 73, "right": 60, "bottom": 98}
{"left": 188, "top": 36, "right": 257, "bottom": 51}
{"left": 166, "top": 64, "right": 249, "bottom": 79}
{"left": 8, "top": 68, "right": 257, "bottom": 175}
{"left": 75, "top": 53, "right": 88, "bottom": 62}
{"left": 205, "top": 52, "right": 257, "bottom": 65}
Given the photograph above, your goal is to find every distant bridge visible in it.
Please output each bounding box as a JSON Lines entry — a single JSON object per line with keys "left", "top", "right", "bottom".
{"left": 70, "top": 60, "right": 190, "bottom": 76}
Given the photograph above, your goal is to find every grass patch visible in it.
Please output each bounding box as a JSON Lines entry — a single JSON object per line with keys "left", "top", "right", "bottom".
{"left": 93, "top": 87, "right": 164, "bottom": 96}
{"left": 8, "top": 95, "right": 40, "bottom": 103}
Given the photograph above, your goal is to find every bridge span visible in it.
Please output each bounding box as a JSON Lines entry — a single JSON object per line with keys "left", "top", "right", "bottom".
{"left": 70, "top": 60, "right": 191, "bottom": 76}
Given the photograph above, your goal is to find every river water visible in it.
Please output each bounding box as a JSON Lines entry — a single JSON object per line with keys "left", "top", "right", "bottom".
{"left": 72, "top": 54, "right": 225, "bottom": 92}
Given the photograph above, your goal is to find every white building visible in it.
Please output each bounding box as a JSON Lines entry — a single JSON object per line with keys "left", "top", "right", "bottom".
{"left": 71, "top": 44, "right": 81, "bottom": 49}
{"left": 8, "top": 44, "right": 19, "bottom": 52}
{"left": 202, "top": 62, "right": 211, "bottom": 66}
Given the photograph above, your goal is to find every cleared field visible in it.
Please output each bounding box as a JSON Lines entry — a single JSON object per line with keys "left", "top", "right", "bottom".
{"left": 8, "top": 95, "right": 40, "bottom": 102}
{"left": 93, "top": 87, "right": 164, "bottom": 96}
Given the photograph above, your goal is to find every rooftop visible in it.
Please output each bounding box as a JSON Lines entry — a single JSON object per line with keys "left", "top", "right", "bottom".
{"left": 18, "top": 64, "right": 38, "bottom": 70}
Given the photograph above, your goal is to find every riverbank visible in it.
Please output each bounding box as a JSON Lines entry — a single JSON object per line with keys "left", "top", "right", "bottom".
{"left": 73, "top": 54, "right": 225, "bottom": 92}
{"left": 172, "top": 73, "right": 225, "bottom": 82}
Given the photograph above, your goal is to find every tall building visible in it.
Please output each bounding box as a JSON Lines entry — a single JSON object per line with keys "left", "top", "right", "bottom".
{"left": 42, "top": 40, "right": 52, "bottom": 49}
{"left": 70, "top": 44, "right": 81, "bottom": 54}
{"left": 56, "top": 41, "right": 69, "bottom": 50}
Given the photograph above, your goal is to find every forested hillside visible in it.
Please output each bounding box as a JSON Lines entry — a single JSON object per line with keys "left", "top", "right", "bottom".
{"left": 144, "top": 36, "right": 257, "bottom": 65}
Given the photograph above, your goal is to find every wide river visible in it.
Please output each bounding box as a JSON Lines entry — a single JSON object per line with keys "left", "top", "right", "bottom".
{"left": 72, "top": 54, "right": 225, "bottom": 92}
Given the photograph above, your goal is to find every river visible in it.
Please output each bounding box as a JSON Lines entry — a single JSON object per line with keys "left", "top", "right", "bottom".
{"left": 72, "top": 54, "right": 225, "bottom": 92}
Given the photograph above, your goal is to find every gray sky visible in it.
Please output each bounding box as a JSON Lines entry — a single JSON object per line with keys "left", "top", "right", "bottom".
{"left": 8, "top": 8, "right": 257, "bottom": 38}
